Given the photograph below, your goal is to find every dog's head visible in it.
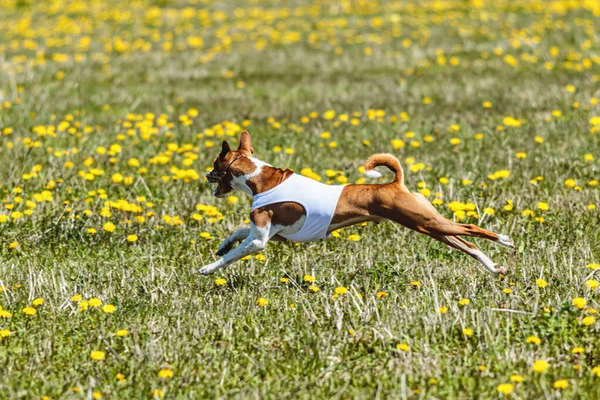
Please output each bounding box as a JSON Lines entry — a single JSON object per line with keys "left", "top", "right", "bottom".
{"left": 206, "top": 130, "right": 254, "bottom": 198}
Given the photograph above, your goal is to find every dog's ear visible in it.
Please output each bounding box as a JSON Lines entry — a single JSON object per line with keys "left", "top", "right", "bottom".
{"left": 237, "top": 130, "right": 254, "bottom": 154}
{"left": 220, "top": 140, "right": 231, "bottom": 159}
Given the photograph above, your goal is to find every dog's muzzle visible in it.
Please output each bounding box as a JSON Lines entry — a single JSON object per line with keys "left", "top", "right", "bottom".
{"left": 206, "top": 170, "right": 226, "bottom": 183}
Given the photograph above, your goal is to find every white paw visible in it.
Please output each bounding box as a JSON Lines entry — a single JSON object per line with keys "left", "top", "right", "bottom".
{"left": 497, "top": 234, "right": 514, "bottom": 248}
{"left": 365, "top": 169, "right": 382, "bottom": 178}
{"left": 199, "top": 262, "right": 220, "bottom": 275}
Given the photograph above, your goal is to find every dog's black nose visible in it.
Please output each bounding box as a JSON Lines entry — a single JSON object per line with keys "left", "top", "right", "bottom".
{"left": 206, "top": 170, "right": 225, "bottom": 183}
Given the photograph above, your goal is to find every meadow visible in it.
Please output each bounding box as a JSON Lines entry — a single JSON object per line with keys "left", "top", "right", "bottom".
{"left": 1, "top": 0, "right": 600, "bottom": 398}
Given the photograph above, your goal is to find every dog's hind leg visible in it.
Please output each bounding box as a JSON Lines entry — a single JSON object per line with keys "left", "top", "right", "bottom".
{"left": 386, "top": 193, "right": 514, "bottom": 248}
{"left": 430, "top": 234, "right": 506, "bottom": 275}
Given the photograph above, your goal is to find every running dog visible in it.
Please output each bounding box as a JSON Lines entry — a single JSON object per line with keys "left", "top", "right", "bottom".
{"left": 201, "top": 131, "right": 513, "bottom": 275}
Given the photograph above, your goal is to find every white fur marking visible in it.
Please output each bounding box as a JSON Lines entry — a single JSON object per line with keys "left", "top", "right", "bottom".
{"left": 496, "top": 234, "right": 514, "bottom": 248}
{"left": 230, "top": 157, "right": 266, "bottom": 196}
{"left": 365, "top": 169, "right": 382, "bottom": 178}
{"left": 200, "top": 221, "right": 283, "bottom": 275}
{"left": 472, "top": 249, "right": 500, "bottom": 273}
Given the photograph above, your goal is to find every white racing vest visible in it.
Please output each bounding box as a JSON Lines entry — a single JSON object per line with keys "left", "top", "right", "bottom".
{"left": 251, "top": 173, "right": 345, "bottom": 242}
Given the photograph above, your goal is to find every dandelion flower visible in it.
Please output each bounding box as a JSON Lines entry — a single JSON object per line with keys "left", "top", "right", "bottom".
{"left": 377, "top": 291, "right": 388, "bottom": 299}
{"left": 526, "top": 336, "right": 542, "bottom": 345}
{"left": 510, "top": 374, "right": 523, "bottom": 383}
{"left": 396, "top": 343, "right": 410, "bottom": 352}
{"left": 102, "top": 304, "right": 116, "bottom": 314}
{"left": 127, "top": 234, "right": 138, "bottom": 242}
{"left": 553, "top": 379, "right": 568, "bottom": 389}
{"left": 116, "top": 329, "right": 129, "bottom": 337}
{"left": 571, "top": 347, "right": 584, "bottom": 354}
{"left": 90, "top": 350, "right": 105, "bottom": 361}
{"left": 257, "top": 298, "right": 269, "bottom": 307}
{"left": 462, "top": 328, "right": 473, "bottom": 337}
{"left": 585, "top": 280, "right": 598, "bottom": 290}
{"left": 582, "top": 316, "right": 595, "bottom": 326}
{"left": 334, "top": 287, "right": 348, "bottom": 295}
{"left": 32, "top": 298, "right": 44, "bottom": 306}
{"left": 533, "top": 360, "right": 549, "bottom": 373}
{"left": 103, "top": 222, "right": 116, "bottom": 232}
{"left": 303, "top": 275, "right": 316, "bottom": 283}
{"left": 88, "top": 298, "right": 102, "bottom": 307}
{"left": 22, "top": 307, "right": 36, "bottom": 315}
{"left": 158, "top": 369, "right": 173, "bottom": 379}
{"left": 497, "top": 383, "right": 514, "bottom": 395}
{"left": 536, "top": 279, "right": 548, "bottom": 288}
{"left": 572, "top": 297, "right": 586, "bottom": 310}
{"left": 215, "top": 278, "right": 227, "bottom": 286}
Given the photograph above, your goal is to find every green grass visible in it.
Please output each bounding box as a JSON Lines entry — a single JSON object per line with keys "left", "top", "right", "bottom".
{"left": 1, "top": 0, "right": 600, "bottom": 398}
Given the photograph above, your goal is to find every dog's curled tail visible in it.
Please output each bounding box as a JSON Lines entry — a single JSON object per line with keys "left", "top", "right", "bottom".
{"left": 363, "top": 153, "right": 404, "bottom": 185}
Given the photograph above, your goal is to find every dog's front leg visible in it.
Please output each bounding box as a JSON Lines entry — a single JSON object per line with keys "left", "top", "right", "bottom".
{"left": 216, "top": 228, "right": 251, "bottom": 256}
{"left": 200, "top": 209, "right": 280, "bottom": 275}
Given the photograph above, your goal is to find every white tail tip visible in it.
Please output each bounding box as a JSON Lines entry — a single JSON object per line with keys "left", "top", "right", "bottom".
{"left": 365, "top": 169, "right": 382, "bottom": 179}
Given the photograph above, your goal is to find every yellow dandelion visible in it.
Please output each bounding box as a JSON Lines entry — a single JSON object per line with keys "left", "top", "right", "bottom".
{"left": 533, "top": 360, "right": 549, "bottom": 373}
{"left": 553, "top": 379, "right": 568, "bottom": 390}
{"left": 526, "top": 336, "right": 541, "bottom": 345}
{"left": 536, "top": 279, "right": 548, "bottom": 288}
{"left": 396, "top": 343, "right": 410, "bottom": 352}
{"left": 582, "top": 316, "right": 595, "bottom": 326}
{"left": 215, "top": 278, "right": 227, "bottom": 286}
{"left": 22, "top": 307, "right": 36, "bottom": 315}
{"left": 102, "top": 304, "right": 116, "bottom": 314}
{"left": 257, "top": 298, "right": 269, "bottom": 307}
{"left": 572, "top": 297, "right": 586, "bottom": 310}
{"left": 90, "top": 350, "right": 105, "bottom": 361}
{"left": 510, "top": 374, "right": 524, "bottom": 383}
{"left": 32, "top": 298, "right": 44, "bottom": 307}
{"left": 497, "top": 383, "right": 514, "bottom": 395}
{"left": 158, "top": 369, "right": 173, "bottom": 379}
{"left": 334, "top": 286, "right": 348, "bottom": 295}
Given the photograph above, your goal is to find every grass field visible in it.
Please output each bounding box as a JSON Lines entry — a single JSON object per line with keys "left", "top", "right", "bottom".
{"left": 1, "top": 0, "right": 600, "bottom": 398}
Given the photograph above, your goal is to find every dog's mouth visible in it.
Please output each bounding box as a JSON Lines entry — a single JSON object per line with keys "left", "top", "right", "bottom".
{"left": 213, "top": 185, "right": 228, "bottom": 198}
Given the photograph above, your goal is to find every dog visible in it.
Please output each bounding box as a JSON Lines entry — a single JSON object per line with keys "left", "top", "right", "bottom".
{"left": 200, "top": 131, "right": 514, "bottom": 276}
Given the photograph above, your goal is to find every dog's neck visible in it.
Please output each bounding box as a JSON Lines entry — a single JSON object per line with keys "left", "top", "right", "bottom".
{"left": 230, "top": 157, "right": 294, "bottom": 197}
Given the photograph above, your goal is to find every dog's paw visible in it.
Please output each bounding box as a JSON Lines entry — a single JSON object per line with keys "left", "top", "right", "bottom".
{"left": 199, "top": 263, "right": 219, "bottom": 276}
{"left": 495, "top": 265, "right": 508, "bottom": 276}
{"left": 497, "top": 234, "right": 514, "bottom": 248}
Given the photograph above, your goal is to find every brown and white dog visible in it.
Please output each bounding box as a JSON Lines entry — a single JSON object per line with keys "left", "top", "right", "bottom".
{"left": 200, "top": 131, "right": 513, "bottom": 275}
